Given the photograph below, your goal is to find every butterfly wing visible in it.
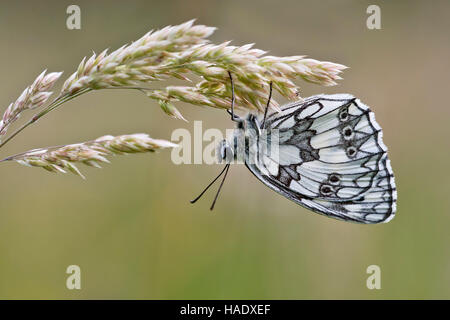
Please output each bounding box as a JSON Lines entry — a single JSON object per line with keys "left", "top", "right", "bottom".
{"left": 245, "top": 94, "right": 397, "bottom": 224}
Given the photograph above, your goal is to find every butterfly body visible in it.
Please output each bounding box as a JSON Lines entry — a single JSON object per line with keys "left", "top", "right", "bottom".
{"left": 221, "top": 94, "right": 397, "bottom": 224}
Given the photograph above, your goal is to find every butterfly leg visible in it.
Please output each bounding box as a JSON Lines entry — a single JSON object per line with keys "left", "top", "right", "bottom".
{"left": 227, "top": 71, "right": 241, "bottom": 122}
{"left": 261, "top": 81, "right": 273, "bottom": 129}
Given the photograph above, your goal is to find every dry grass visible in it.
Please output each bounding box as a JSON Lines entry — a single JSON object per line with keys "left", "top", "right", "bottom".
{"left": 0, "top": 70, "right": 62, "bottom": 137}
{"left": 0, "top": 20, "right": 346, "bottom": 177}
{"left": 1, "top": 134, "right": 177, "bottom": 179}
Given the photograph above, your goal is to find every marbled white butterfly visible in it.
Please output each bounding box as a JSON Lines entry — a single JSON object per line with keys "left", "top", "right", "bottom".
{"left": 192, "top": 73, "right": 397, "bottom": 224}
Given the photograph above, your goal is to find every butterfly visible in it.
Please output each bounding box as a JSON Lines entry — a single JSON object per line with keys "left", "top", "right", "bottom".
{"left": 191, "top": 73, "right": 397, "bottom": 224}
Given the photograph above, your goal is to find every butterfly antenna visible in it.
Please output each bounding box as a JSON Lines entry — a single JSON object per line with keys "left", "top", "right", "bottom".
{"left": 210, "top": 164, "right": 230, "bottom": 211}
{"left": 190, "top": 164, "right": 229, "bottom": 204}
{"left": 261, "top": 81, "right": 273, "bottom": 129}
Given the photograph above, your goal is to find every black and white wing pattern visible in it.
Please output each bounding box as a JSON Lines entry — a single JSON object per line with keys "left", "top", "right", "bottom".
{"left": 246, "top": 94, "right": 397, "bottom": 224}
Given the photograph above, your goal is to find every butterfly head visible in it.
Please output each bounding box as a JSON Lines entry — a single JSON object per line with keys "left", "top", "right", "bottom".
{"left": 217, "top": 139, "right": 235, "bottom": 164}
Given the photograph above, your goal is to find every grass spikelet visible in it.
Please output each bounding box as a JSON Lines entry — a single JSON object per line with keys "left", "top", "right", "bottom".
{"left": 2, "top": 134, "right": 177, "bottom": 178}
{"left": 0, "top": 70, "right": 62, "bottom": 137}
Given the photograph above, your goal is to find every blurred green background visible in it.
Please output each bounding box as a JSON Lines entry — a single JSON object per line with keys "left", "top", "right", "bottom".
{"left": 0, "top": 0, "right": 449, "bottom": 299}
